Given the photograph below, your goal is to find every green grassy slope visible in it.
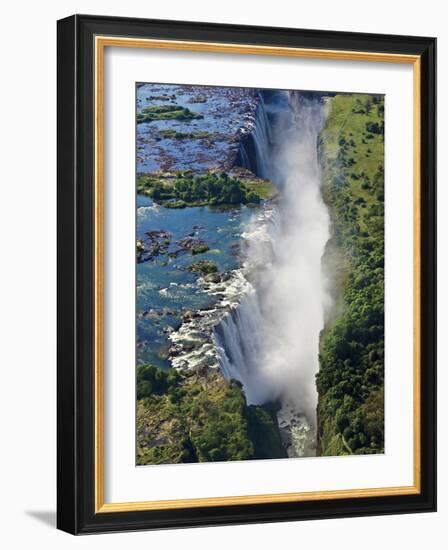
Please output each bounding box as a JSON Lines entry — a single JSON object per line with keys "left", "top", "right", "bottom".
{"left": 316, "top": 94, "right": 385, "bottom": 456}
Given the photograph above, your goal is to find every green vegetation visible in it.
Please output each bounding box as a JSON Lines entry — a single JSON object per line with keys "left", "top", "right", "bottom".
{"left": 188, "top": 260, "right": 217, "bottom": 275}
{"left": 246, "top": 404, "right": 285, "bottom": 459}
{"left": 137, "top": 365, "right": 286, "bottom": 464}
{"left": 137, "top": 104, "right": 203, "bottom": 123}
{"left": 163, "top": 200, "right": 188, "bottom": 209}
{"left": 191, "top": 243, "right": 209, "bottom": 255}
{"left": 159, "top": 129, "right": 214, "bottom": 140}
{"left": 137, "top": 171, "right": 271, "bottom": 207}
{"left": 241, "top": 177, "right": 278, "bottom": 201}
{"left": 137, "top": 364, "right": 181, "bottom": 399}
{"left": 145, "top": 94, "right": 176, "bottom": 101}
{"left": 317, "top": 94, "right": 384, "bottom": 456}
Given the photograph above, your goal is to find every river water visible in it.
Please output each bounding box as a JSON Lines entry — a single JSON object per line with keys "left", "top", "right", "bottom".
{"left": 136, "top": 196, "right": 255, "bottom": 368}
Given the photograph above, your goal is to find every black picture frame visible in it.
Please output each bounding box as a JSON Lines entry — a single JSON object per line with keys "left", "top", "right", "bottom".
{"left": 57, "top": 14, "right": 436, "bottom": 535}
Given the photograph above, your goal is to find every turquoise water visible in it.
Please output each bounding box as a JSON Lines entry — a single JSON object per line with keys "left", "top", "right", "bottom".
{"left": 136, "top": 193, "right": 255, "bottom": 368}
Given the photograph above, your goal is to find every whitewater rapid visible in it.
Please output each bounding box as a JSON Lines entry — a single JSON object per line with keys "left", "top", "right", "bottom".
{"left": 214, "top": 91, "right": 331, "bottom": 456}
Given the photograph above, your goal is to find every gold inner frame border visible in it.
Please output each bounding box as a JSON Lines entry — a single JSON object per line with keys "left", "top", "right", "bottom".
{"left": 94, "top": 36, "right": 421, "bottom": 513}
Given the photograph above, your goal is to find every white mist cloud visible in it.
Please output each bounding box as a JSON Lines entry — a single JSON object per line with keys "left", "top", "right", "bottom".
{"left": 216, "top": 93, "right": 330, "bottom": 424}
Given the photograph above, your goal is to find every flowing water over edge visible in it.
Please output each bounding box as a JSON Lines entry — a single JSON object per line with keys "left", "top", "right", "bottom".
{"left": 214, "top": 91, "right": 331, "bottom": 457}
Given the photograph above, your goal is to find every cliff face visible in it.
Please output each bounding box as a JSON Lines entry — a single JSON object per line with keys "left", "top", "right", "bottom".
{"left": 317, "top": 94, "right": 385, "bottom": 456}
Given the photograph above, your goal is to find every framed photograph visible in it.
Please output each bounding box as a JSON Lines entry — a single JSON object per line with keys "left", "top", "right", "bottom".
{"left": 57, "top": 14, "right": 436, "bottom": 534}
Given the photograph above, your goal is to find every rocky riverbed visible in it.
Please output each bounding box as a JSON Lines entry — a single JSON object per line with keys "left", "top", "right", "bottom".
{"left": 137, "top": 83, "right": 259, "bottom": 173}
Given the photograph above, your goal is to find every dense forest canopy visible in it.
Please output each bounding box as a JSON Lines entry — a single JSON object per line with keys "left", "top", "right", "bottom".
{"left": 317, "top": 94, "right": 385, "bottom": 455}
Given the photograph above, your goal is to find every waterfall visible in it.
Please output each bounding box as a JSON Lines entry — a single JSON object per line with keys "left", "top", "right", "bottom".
{"left": 237, "top": 94, "right": 272, "bottom": 178}
{"left": 215, "top": 90, "right": 331, "bottom": 456}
